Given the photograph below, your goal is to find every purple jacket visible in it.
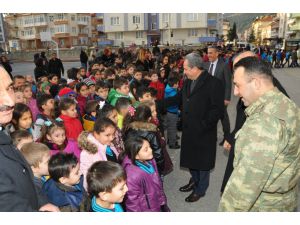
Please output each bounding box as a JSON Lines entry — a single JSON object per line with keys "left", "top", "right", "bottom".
{"left": 48, "top": 139, "right": 81, "bottom": 161}
{"left": 27, "top": 98, "right": 40, "bottom": 122}
{"left": 122, "top": 156, "right": 167, "bottom": 212}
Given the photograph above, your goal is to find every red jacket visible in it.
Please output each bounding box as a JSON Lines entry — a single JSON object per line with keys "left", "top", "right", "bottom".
{"left": 149, "top": 81, "right": 165, "bottom": 100}
{"left": 59, "top": 114, "right": 83, "bottom": 140}
{"left": 76, "top": 95, "right": 87, "bottom": 116}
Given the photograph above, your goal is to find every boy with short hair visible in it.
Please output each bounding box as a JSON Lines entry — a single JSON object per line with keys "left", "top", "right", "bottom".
{"left": 33, "top": 94, "right": 55, "bottom": 140}
{"left": 133, "top": 86, "right": 152, "bottom": 108}
{"left": 129, "top": 69, "right": 144, "bottom": 98}
{"left": 42, "top": 153, "right": 87, "bottom": 212}
{"left": 20, "top": 142, "right": 54, "bottom": 209}
{"left": 108, "top": 77, "right": 132, "bottom": 106}
{"left": 13, "top": 75, "right": 26, "bottom": 89}
{"left": 149, "top": 70, "right": 165, "bottom": 100}
{"left": 115, "top": 97, "right": 132, "bottom": 129}
{"left": 164, "top": 76, "right": 180, "bottom": 149}
{"left": 87, "top": 161, "right": 128, "bottom": 212}
{"left": 82, "top": 100, "right": 99, "bottom": 132}
{"left": 11, "top": 130, "right": 33, "bottom": 150}
{"left": 94, "top": 80, "right": 110, "bottom": 104}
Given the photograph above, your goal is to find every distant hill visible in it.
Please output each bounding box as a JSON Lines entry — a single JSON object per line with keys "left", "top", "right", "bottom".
{"left": 223, "top": 13, "right": 275, "bottom": 33}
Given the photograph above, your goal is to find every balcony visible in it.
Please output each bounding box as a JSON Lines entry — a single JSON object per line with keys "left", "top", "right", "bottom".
{"left": 78, "top": 33, "right": 88, "bottom": 37}
{"left": 54, "top": 33, "right": 70, "bottom": 38}
{"left": 54, "top": 19, "right": 69, "bottom": 25}
{"left": 290, "top": 24, "right": 300, "bottom": 31}
{"left": 77, "top": 20, "right": 89, "bottom": 26}
{"left": 21, "top": 34, "right": 36, "bottom": 40}
{"left": 97, "top": 25, "right": 105, "bottom": 32}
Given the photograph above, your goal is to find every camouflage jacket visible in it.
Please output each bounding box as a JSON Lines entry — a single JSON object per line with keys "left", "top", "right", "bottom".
{"left": 219, "top": 88, "right": 300, "bottom": 211}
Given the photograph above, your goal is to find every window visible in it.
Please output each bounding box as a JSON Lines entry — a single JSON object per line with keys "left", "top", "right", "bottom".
{"left": 73, "top": 38, "right": 78, "bottom": 45}
{"left": 24, "top": 17, "right": 34, "bottom": 25}
{"left": 49, "top": 16, "right": 54, "bottom": 22}
{"left": 133, "top": 15, "right": 140, "bottom": 24}
{"left": 50, "top": 28, "right": 55, "bottom": 34}
{"left": 34, "top": 15, "right": 45, "bottom": 23}
{"left": 136, "top": 31, "right": 143, "bottom": 38}
{"left": 72, "top": 27, "right": 76, "bottom": 33}
{"left": 188, "top": 29, "right": 198, "bottom": 37}
{"left": 55, "top": 25, "right": 68, "bottom": 33}
{"left": 71, "top": 15, "right": 76, "bottom": 21}
{"left": 56, "top": 13, "right": 64, "bottom": 20}
{"left": 0, "top": 26, "right": 2, "bottom": 32}
{"left": 162, "top": 14, "right": 169, "bottom": 23}
{"left": 22, "top": 28, "right": 34, "bottom": 36}
{"left": 0, "top": 35, "right": 3, "bottom": 42}
{"left": 187, "top": 13, "right": 199, "bottom": 21}
{"left": 151, "top": 22, "right": 157, "bottom": 30}
{"left": 115, "top": 32, "right": 123, "bottom": 40}
{"left": 110, "top": 17, "right": 120, "bottom": 25}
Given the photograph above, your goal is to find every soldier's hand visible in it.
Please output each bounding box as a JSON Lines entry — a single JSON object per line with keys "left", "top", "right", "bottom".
{"left": 223, "top": 140, "right": 231, "bottom": 152}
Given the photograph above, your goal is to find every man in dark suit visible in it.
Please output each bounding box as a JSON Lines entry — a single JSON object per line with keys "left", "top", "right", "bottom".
{"left": 0, "top": 67, "right": 59, "bottom": 212}
{"left": 205, "top": 46, "right": 232, "bottom": 145}
{"left": 179, "top": 53, "right": 224, "bottom": 202}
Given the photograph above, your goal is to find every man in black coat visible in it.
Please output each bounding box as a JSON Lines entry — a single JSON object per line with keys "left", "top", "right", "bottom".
{"left": 0, "top": 67, "right": 58, "bottom": 212}
{"left": 48, "top": 52, "right": 64, "bottom": 79}
{"left": 179, "top": 53, "right": 224, "bottom": 202}
{"left": 204, "top": 46, "right": 232, "bottom": 146}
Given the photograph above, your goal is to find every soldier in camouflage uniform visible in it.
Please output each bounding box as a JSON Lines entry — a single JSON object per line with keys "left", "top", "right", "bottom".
{"left": 219, "top": 57, "right": 300, "bottom": 211}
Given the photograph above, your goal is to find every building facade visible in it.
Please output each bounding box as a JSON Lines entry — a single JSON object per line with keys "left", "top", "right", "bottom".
{"left": 103, "top": 13, "right": 223, "bottom": 46}
{"left": 0, "top": 14, "right": 5, "bottom": 50}
{"left": 288, "top": 13, "right": 300, "bottom": 39}
{"left": 5, "top": 13, "right": 92, "bottom": 50}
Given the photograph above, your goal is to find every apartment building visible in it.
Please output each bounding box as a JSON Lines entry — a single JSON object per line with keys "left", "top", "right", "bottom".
{"left": 5, "top": 13, "right": 92, "bottom": 50}
{"left": 222, "top": 19, "right": 230, "bottom": 42}
{"left": 288, "top": 13, "right": 300, "bottom": 39}
{"left": 103, "top": 13, "right": 223, "bottom": 46}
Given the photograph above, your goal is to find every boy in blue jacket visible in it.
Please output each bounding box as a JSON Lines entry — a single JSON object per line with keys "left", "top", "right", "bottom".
{"left": 164, "top": 76, "right": 180, "bottom": 149}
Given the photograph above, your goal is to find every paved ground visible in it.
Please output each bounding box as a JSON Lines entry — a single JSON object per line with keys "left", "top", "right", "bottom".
{"left": 11, "top": 62, "right": 300, "bottom": 211}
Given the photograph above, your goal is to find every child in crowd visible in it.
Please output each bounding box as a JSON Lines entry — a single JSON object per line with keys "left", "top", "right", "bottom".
{"left": 14, "top": 88, "right": 26, "bottom": 104}
{"left": 115, "top": 97, "right": 132, "bottom": 130}
{"left": 125, "top": 64, "right": 135, "bottom": 82}
{"left": 33, "top": 94, "right": 55, "bottom": 140}
{"left": 25, "top": 74, "right": 37, "bottom": 95}
{"left": 48, "top": 74, "right": 59, "bottom": 98}
{"left": 12, "top": 103, "right": 33, "bottom": 134}
{"left": 108, "top": 77, "right": 132, "bottom": 106}
{"left": 120, "top": 137, "right": 169, "bottom": 212}
{"left": 142, "top": 71, "right": 151, "bottom": 87}
{"left": 164, "top": 76, "right": 180, "bottom": 149}
{"left": 13, "top": 75, "right": 26, "bottom": 89}
{"left": 40, "top": 81, "right": 51, "bottom": 95}
{"left": 22, "top": 83, "right": 39, "bottom": 122}
{"left": 79, "top": 67, "right": 87, "bottom": 79}
{"left": 129, "top": 70, "right": 144, "bottom": 98}
{"left": 20, "top": 142, "right": 52, "bottom": 208}
{"left": 82, "top": 100, "right": 99, "bottom": 132}
{"left": 57, "top": 87, "right": 77, "bottom": 100}
{"left": 104, "top": 68, "right": 116, "bottom": 88}
{"left": 86, "top": 161, "right": 128, "bottom": 212}
{"left": 133, "top": 86, "right": 152, "bottom": 108}
{"left": 42, "top": 153, "right": 87, "bottom": 212}
{"left": 58, "top": 98, "right": 83, "bottom": 141}
{"left": 89, "top": 69, "right": 103, "bottom": 82}
{"left": 75, "top": 82, "right": 90, "bottom": 116}
{"left": 123, "top": 104, "right": 164, "bottom": 175}
{"left": 149, "top": 70, "right": 165, "bottom": 100}
{"left": 97, "top": 104, "right": 124, "bottom": 154}
{"left": 11, "top": 130, "right": 33, "bottom": 150}
{"left": 83, "top": 78, "right": 96, "bottom": 98}
{"left": 39, "top": 120, "right": 81, "bottom": 160}
{"left": 78, "top": 118, "right": 119, "bottom": 189}
{"left": 94, "top": 80, "right": 110, "bottom": 105}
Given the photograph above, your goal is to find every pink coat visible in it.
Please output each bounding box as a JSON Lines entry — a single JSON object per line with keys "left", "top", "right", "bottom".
{"left": 79, "top": 133, "right": 119, "bottom": 189}
{"left": 49, "top": 139, "right": 81, "bottom": 161}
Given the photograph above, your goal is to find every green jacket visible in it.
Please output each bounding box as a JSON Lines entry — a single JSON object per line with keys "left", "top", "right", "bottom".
{"left": 107, "top": 88, "right": 131, "bottom": 106}
{"left": 219, "top": 88, "right": 300, "bottom": 211}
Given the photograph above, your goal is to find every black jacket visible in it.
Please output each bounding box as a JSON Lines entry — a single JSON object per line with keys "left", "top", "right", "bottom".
{"left": 48, "top": 58, "right": 64, "bottom": 77}
{"left": 80, "top": 51, "right": 88, "bottom": 64}
{"left": 0, "top": 130, "right": 39, "bottom": 211}
{"left": 180, "top": 70, "right": 224, "bottom": 170}
{"left": 124, "top": 121, "right": 165, "bottom": 174}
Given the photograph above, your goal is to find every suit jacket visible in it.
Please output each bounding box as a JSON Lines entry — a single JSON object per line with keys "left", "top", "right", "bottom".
{"left": 205, "top": 58, "right": 232, "bottom": 101}
{"left": 0, "top": 131, "right": 39, "bottom": 211}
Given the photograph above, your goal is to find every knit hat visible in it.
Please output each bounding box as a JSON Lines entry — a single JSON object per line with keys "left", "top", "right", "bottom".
{"left": 58, "top": 87, "right": 76, "bottom": 98}
{"left": 83, "top": 78, "right": 95, "bottom": 87}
